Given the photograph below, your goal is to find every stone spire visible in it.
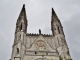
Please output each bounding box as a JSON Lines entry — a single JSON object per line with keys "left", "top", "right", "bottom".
{"left": 51, "top": 7, "right": 64, "bottom": 36}
{"left": 15, "top": 4, "right": 27, "bottom": 33}
{"left": 51, "top": 8, "right": 59, "bottom": 21}
{"left": 52, "top": 8, "right": 56, "bottom": 15}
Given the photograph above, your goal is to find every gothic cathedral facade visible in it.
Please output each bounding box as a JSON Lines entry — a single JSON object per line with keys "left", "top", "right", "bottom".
{"left": 10, "top": 4, "right": 72, "bottom": 60}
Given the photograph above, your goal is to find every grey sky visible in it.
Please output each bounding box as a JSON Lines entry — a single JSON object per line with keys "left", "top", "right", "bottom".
{"left": 0, "top": 0, "right": 80, "bottom": 60}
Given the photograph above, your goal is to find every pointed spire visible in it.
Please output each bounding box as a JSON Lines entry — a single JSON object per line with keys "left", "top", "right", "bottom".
{"left": 15, "top": 4, "right": 27, "bottom": 33}
{"left": 21, "top": 4, "right": 25, "bottom": 12}
{"left": 16, "top": 4, "right": 27, "bottom": 23}
{"left": 16, "top": 4, "right": 27, "bottom": 25}
{"left": 19, "top": 4, "right": 26, "bottom": 17}
{"left": 52, "top": 8, "right": 56, "bottom": 15}
{"left": 23, "top": 4, "right": 25, "bottom": 8}
{"left": 52, "top": 8, "right": 57, "bottom": 17}
{"left": 51, "top": 7, "right": 59, "bottom": 21}
{"left": 51, "top": 8, "right": 64, "bottom": 36}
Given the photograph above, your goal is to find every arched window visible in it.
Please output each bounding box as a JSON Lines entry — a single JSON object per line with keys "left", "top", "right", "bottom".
{"left": 19, "top": 34, "right": 21, "bottom": 39}
{"left": 17, "top": 48, "right": 19, "bottom": 54}
{"left": 35, "top": 52, "right": 37, "bottom": 54}
{"left": 58, "top": 26, "right": 60, "bottom": 33}
{"left": 20, "top": 24, "right": 22, "bottom": 31}
{"left": 57, "top": 37, "right": 59, "bottom": 45}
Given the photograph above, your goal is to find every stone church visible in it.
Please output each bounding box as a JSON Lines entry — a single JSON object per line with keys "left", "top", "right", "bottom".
{"left": 10, "top": 4, "right": 72, "bottom": 60}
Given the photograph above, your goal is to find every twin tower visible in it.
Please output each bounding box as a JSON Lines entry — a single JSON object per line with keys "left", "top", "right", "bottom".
{"left": 10, "top": 4, "right": 72, "bottom": 60}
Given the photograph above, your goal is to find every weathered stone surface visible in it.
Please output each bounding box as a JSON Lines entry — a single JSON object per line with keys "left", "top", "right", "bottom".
{"left": 10, "top": 4, "right": 72, "bottom": 60}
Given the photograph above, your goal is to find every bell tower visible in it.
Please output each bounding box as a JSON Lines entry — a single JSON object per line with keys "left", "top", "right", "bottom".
{"left": 51, "top": 8, "right": 72, "bottom": 60}
{"left": 11, "top": 4, "right": 27, "bottom": 60}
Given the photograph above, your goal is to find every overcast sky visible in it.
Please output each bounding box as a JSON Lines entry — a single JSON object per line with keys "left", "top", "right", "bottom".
{"left": 0, "top": 0, "right": 80, "bottom": 60}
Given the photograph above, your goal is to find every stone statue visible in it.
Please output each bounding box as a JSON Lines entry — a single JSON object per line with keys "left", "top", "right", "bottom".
{"left": 39, "top": 29, "right": 41, "bottom": 34}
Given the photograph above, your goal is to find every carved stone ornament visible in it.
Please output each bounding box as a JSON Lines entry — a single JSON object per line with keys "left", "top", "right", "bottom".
{"left": 35, "top": 40, "right": 46, "bottom": 50}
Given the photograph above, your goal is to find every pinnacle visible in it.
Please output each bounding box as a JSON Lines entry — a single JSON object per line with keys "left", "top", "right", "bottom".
{"left": 52, "top": 7, "right": 55, "bottom": 15}
{"left": 22, "top": 4, "right": 25, "bottom": 9}
{"left": 21, "top": 4, "right": 25, "bottom": 12}
{"left": 16, "top": 4, "right": 27, "bottom": 24}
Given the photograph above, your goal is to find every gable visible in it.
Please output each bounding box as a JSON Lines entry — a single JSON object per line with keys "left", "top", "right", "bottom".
{"left": 27, "top": 35, "right": 56, "bottom": 52}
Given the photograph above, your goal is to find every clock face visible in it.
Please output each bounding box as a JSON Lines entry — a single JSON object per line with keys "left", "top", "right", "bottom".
{"left": 35, "top": 40, "right": 46, "bottom": 50}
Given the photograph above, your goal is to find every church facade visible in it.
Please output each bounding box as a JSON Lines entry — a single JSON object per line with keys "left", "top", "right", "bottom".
{"left": 10, "top": 4, "right": 72, "bottom": 60}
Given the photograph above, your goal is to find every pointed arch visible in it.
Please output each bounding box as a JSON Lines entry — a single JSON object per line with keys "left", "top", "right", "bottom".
{"left": 20, "top": 24, "right": 22, "bottom": 31}
{"left": 17, "top": 48, "right": 19, "bottom": 54}
{"left": 19, "top": 34, "right": 21, "bottom": 40}
{"left": 57, "top": 25, "right": 60, "bottom": 33}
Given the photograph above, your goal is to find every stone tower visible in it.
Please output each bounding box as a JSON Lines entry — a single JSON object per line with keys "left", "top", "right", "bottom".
{"left": 10, "top": 4, "right": 72, "bottom": 60}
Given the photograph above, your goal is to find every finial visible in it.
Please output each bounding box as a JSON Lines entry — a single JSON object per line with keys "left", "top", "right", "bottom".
{"left": 52, "top": 8, "right": 53, "bottom": 11}
{"left": 39, "top": 29, "right": 41, "bottom": 34}
{"left": 23, "top": 4, "right": 25, "bottom": 8}
{"left": 52, "top": 7, "right": 55, "bottom": 14}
